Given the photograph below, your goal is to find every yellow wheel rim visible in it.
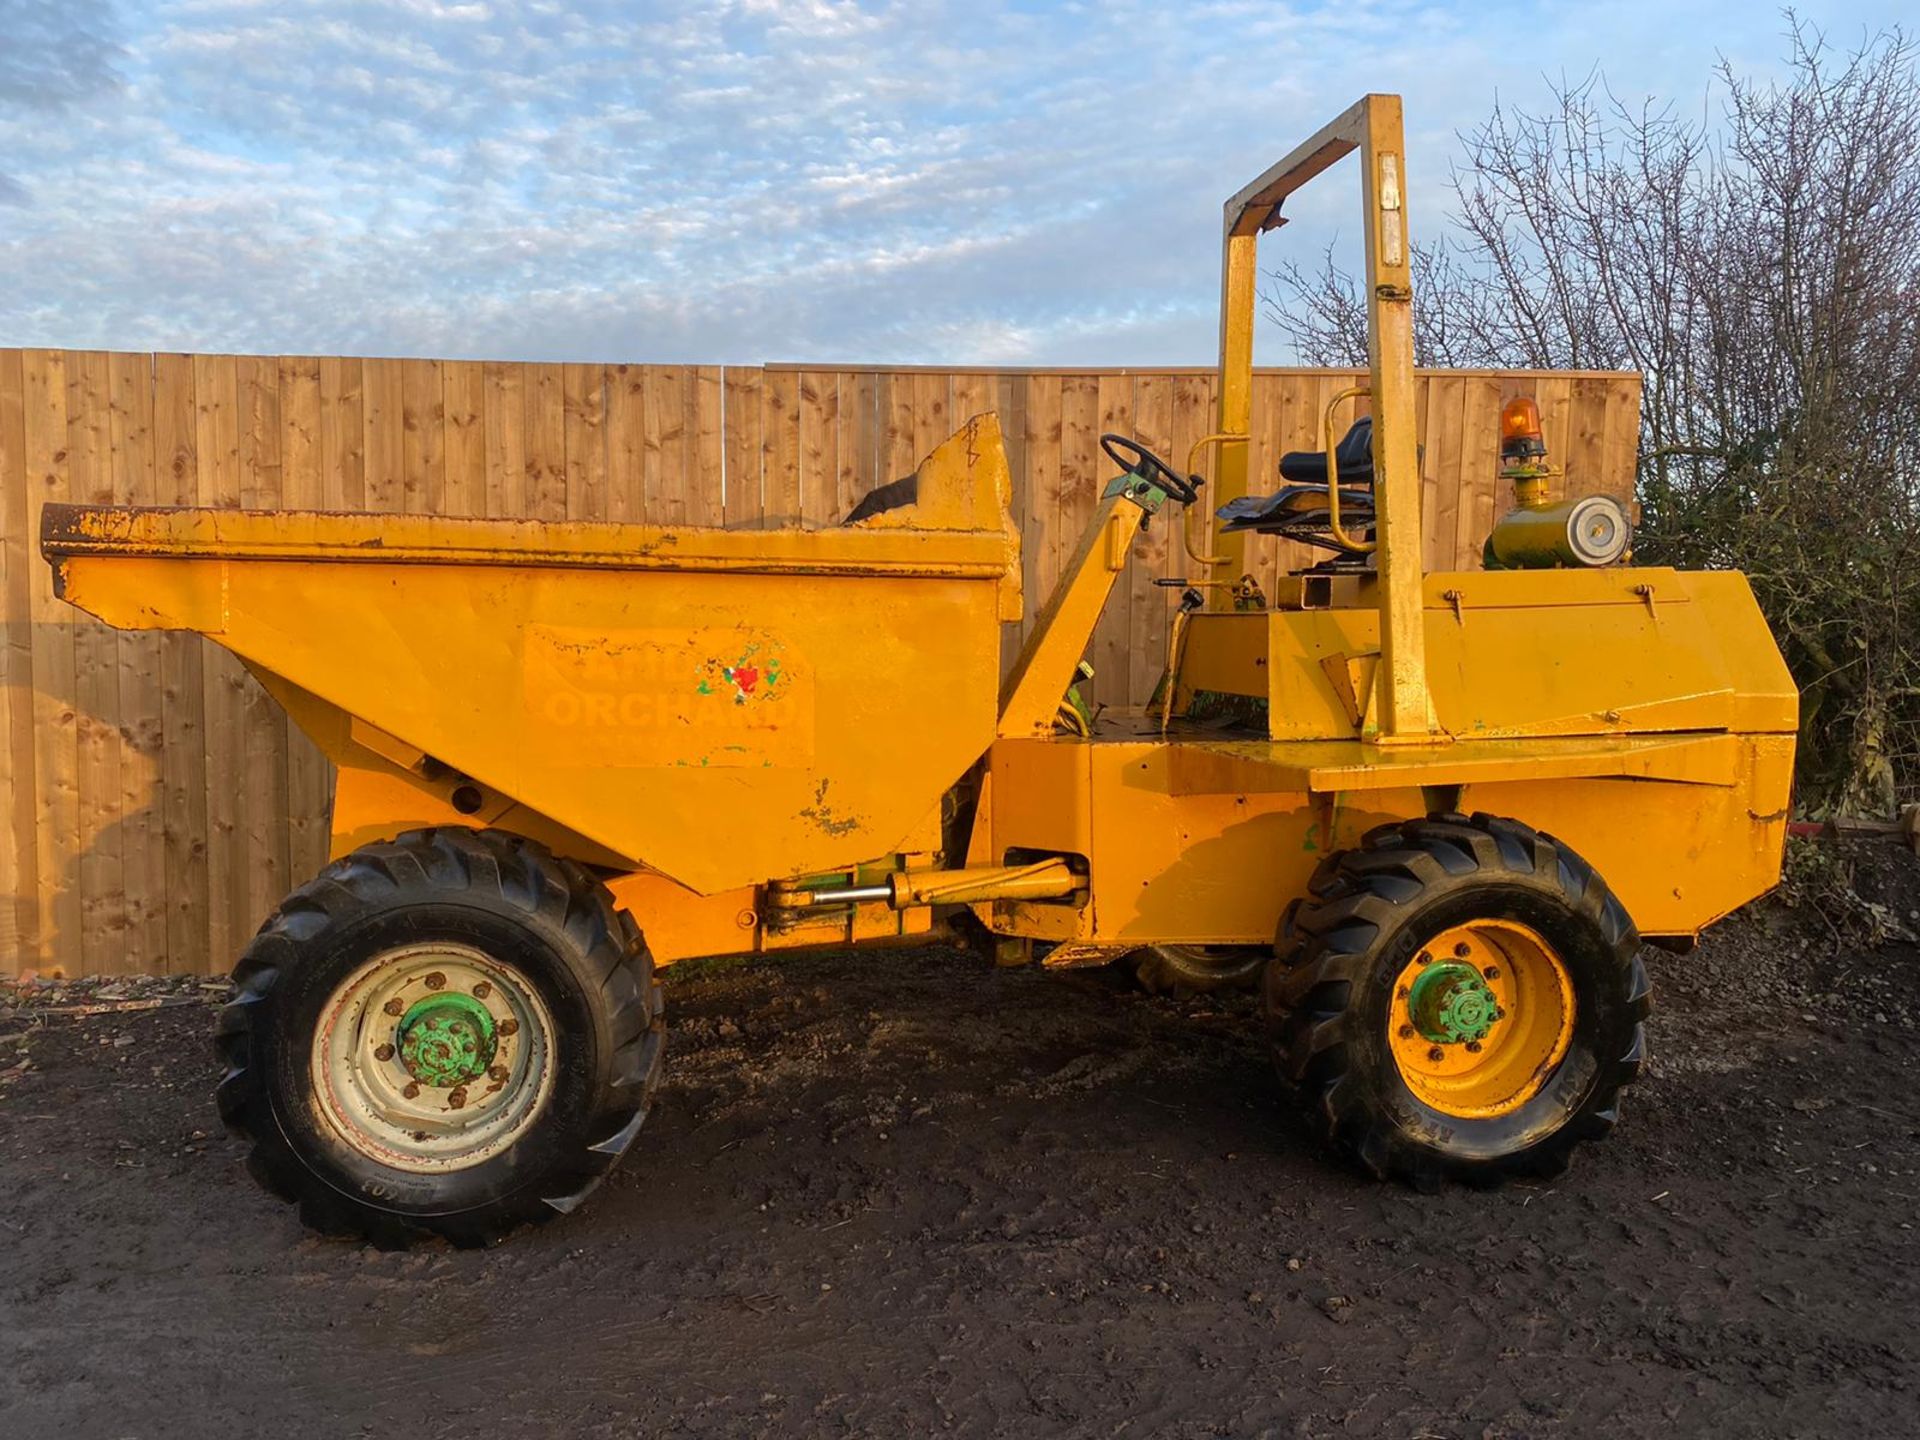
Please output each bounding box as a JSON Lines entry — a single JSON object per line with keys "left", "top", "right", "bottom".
{"left": 1386, "top": 919, "right": 1574, "bottom": 1119}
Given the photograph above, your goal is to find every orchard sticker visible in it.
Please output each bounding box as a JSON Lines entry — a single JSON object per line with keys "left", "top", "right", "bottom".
{"left": 698, "top": 643, "right": 784, "bottom": 707}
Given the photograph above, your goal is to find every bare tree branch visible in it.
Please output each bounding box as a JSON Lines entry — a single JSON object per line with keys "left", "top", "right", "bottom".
{"left": 1261, "top": 11, "right": 1920, "bottom": 811}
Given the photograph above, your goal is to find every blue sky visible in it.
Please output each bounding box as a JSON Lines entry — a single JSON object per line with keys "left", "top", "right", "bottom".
{"left": 0, "top": 1, "right": 1906, "bottom": 365}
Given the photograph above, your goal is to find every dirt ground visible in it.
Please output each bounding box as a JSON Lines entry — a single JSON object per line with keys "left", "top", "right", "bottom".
{"left": 3, "top": 851, "right": 1917, "bottom": 1439}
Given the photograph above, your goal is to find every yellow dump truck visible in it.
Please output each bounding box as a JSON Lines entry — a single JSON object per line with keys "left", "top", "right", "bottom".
{"left": 41, "top": 96, "right": 1795, "bottom": 1245}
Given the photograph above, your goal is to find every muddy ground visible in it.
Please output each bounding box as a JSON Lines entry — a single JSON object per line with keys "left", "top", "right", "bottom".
{"left": 2, "top": 851, "right": 1917, "bottom": 1439}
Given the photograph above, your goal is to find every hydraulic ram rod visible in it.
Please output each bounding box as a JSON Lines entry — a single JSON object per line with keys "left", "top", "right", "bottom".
{"left": 767, "top": 858, "right": 1079, "bottom": 911}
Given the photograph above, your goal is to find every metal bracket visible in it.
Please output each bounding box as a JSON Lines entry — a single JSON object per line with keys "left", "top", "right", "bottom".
{"left": 1103, "top": 473, "right": 1169, "bottom": 514}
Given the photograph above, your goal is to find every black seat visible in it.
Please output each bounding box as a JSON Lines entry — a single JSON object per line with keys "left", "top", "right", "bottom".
{"left": 1215, "top": 415, "right": 1376, "bottom": 557}
{"left": 1277, "top": 414, "right": 1374, "bottom": 486}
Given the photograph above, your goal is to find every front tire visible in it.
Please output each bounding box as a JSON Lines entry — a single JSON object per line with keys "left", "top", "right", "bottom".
{"left": 1265, "top": 812, "right": 1647, "bottom": 1189}
{"left": 216, "top": 828, "right": 663, "bottom": 1246}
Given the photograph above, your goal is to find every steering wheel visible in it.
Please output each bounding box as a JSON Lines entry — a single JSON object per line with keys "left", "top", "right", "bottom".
{"left": 1100, "top": 434, "right": 1199, "bottom": 504}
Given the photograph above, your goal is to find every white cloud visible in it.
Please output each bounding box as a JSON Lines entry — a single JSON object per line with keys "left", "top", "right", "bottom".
{"left": 0, "top": 0, "right": 1910, "bottom": 364}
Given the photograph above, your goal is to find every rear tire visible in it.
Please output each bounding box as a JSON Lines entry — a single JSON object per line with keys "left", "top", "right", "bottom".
{"left": 1132, "top": 944, "right": 1268, "bottom": 996}
{"left": 1265, "top": 812, "right": 1647, "bottom": 1189}
{"left": 216, "top": 828, "right": 663, "bottom": 1246}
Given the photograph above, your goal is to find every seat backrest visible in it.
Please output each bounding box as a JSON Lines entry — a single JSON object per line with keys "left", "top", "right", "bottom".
{"left": 1277, "top": 415, "right": 1373, "bottom": 485}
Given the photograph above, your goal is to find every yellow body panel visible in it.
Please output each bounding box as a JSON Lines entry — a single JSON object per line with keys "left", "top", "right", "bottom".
{"left": 46, "top": 417, "right": 1021, "bottom": 900}
{"left": 1177, "top": 568, "right": 1797, "bottom": 742}
{"left": 973, "top": 726, "right": 1792, "bottom": 946}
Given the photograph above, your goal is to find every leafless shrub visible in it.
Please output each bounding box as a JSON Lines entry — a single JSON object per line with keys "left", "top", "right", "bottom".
{"left": 1266, "top": 15, "right": 1920, "bottom": 814}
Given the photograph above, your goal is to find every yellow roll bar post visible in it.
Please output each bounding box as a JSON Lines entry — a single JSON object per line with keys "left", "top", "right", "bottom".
{"left": 1215, "top": 93, "right": 1436, "bottom": 742}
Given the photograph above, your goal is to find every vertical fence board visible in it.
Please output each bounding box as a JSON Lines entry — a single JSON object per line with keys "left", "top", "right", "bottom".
{"left": 1022, "top": 375, "right": 1064, "bottom": 664}
{"left": 1131, "top": 374, "right": 1176, "bottom": 709}
{"left": 762, "top": 370, "right": 800, "bottom": 526}
{"left": 797, "top": 371, "right": 837, "bottom": 525}
{"left": 523, "top": 364, "right": 566, "bottom": 522}
{"left": 318, "top": 356, "right": 365, "bottom": 512}
{"left": 1565, "top": 374, "right": 1609, "bottom": 499}
{"left": 1057, "top": 376, "right": 1102, "bottom": 702}
{"left": 910, "top": 374, "right": 950, "bottom": 467}
{"left": 109, "top": 351, "right": 164, "bottom": 971}
{"left": 0, "top": 351, "right": 39, "bottom": 958}
{"left": 192, "top": 355, "right": 248, "bottom": 969}
{"left": 235, "top": 356, "right": 291, "bottom": 934}
{"left": 837, "top": 371, "right": 878, "bottom": 519}
{"left": 1534, "top": 374, "right": 1574, "bottom": 506}
{"left": 440, "top": 361, "right": 486, "bottom": 519}
{"left": 1169, "top": 373, "right": 1216, "bottom": 596}
{"left": 1458, "top": 376, "right": 1506, "bottom": 558}
{"left": 721, "top": 367, "right": 764, "bottom": 529}
{"left": 482, "top": 362, "right": 524, "bottom": 520}
{"left": 1425, "top": 378, "right": 1469, "bottom": 573}
{"left": 402, "top": 359, "right": 445, "bottom": 517}
{"left": 1601, "top": 377, "right": 1642, "bottom": 523}
{"left": 24, "top": 351, "right": 84, "bottom": 967}
{"left": 995, "top": 374, "right": 1031, "bottom": 674}
{"left": 643, "top": 366, "right": 683, "bottom": 527}
{"left": 606, "top": 365, "right": 647, "bottom": 524}
{"left": 280, "top": 357, "right": 334, "bottom": 883}
{"left": 67, "top": 352, "right": 130, "bottom": 974}
{"left": 884, "top": 374, "right": 916, "bottom": 483}
{"left": 1093, "top": 375, "right": 1135, "bottom": 706}
{"left": 1247, "top": 371, "right": 1289, "bottom": 591}
{"left": 689, "top": 367, "right": 724, "bottom": 529}
{"left": 362, "top": 358, "right": 405, "bottom": 515}
{"left": 562, "top": 363, "right": 607, "bottom": 523}
{"left": 153, "top": 355, "right": 210, "bottom": 971}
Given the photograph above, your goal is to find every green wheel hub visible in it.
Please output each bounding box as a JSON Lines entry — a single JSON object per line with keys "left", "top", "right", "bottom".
{"left": 396, "top": 993, "right": 499, "bottom": 1088}
{"left": 1408, "top": 961, "right": 1502, "bottom": 1045}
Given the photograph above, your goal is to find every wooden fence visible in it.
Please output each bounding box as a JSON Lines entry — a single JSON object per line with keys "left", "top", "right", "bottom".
{"left": 0, "top": 351, "right": 1640, "bottom": 975}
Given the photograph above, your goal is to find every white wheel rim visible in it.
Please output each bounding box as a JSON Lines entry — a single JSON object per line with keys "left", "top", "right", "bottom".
{"left": 310, "top": 942, "right": 556, "bottom": 1174}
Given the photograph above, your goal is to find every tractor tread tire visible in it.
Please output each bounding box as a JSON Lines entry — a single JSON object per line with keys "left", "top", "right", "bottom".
{"left": 1132, "top": 944, "right": 1269, "bottom": 997}
{"left": 216, "top": 827, "right": 663, "bottom": 1248}
{"left": 1265, "top": 811, "right": 1647, "bottom": 1190}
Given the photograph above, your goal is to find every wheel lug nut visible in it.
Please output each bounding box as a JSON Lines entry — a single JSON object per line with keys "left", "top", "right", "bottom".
{"left": 1453, "top": 942, "right": 1471, "bottom": 958}
{"left": 488, "top": 1064, "right": 509, "bottom": 1083}
{"left": 472, "top": 981, "right": 491, "bottom": 1000}
{"left": 423, "top": 972, "right": 446, "bottom": 990}
{"left": 498, "top": 1018, "right": 519, "bottom": 1037}
{"left": 402, "top": 1081, "right": 421, "bottom": 1099}
{"left": 1417, "top": 951, "right": 1433, "bottom": 966}
{"left": 1483, "top": 966, "right": 1499, "bottom": 980}
{"left": 374, "top": 1043, "right": 395, "bottom": 1062}
{"left": 447, "top": 1088, "right": 468, "bottom": 1109}
{"left": 383, "top": 999, "right": 404, "bottom": 1017}
{"left": 1466, "top": 1040, "right": 1483, "bottom": 1053}
{"left": 1427, "top": 1046, "right": 1446, "bottom": 1063}
{"left": 1398, "top": 1024, "right": 1415, "bottom": 1039}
